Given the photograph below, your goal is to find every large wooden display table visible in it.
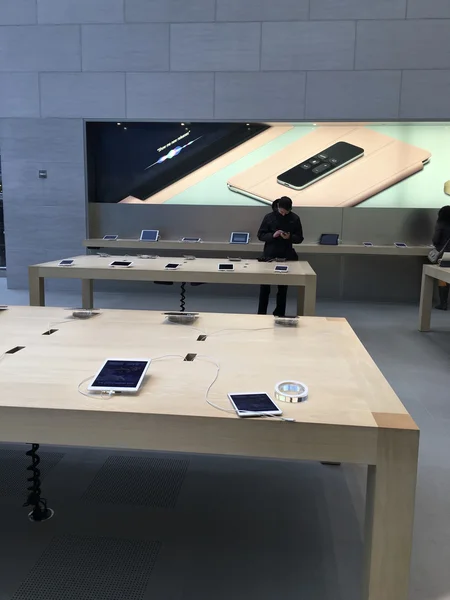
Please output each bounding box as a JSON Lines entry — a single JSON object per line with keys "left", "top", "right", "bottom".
{"left": 29, "top": 255, "right": 317, "bottom": 315}
{"left": 84, "top": 238, "right": 431, "bottom": 256}
{"left": 0, "top": 307, "right": 418, "bottom": 600}
{"left": 419, "top": 263, "right": 450, "bottom": 331}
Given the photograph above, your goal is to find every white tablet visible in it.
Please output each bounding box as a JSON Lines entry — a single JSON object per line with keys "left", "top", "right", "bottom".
{"left": 109, "top": 260, "right": 133, "bottom": 267}
{"left": 218, "top": 263, "right": 234, "bottom": 272}
{"left": 165, "top": 262, "right": 181, "bottom": 270}
{"left": 140, "top": 229, "right": 159, "bottom": 242}
{"left": 103, "top": 235, "right": 118, "bottom": 240}
{"left": 228, "top": 392, "right": 282, "bottom": 418}
{"left": 59, "top": 259, "right": 74, "bottom": 266}
{"left": 88, "top": 359, "right": 150, "bottom": 393}
{"left": 230, "top": 232, "right": 250, "bottom": 244}
{"left": 274, "top": 265, "right": 289, "bottom": 273}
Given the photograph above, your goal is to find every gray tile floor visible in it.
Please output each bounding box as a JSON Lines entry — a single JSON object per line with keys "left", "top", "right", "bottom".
{"left": 0, "top": 280, "right": 449, "bottom": 599}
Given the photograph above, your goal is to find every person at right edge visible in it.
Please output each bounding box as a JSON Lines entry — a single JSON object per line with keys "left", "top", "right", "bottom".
{"left": 432, "top": 205, "right": 450, "bottom": 310}
{"left": 257, "top": 196, "right": 304, "bottom": 317}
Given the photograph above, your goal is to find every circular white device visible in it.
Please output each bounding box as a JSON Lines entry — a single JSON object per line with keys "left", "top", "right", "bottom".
{"left": 275, "top": 380, "right": 308, "bottom": 403}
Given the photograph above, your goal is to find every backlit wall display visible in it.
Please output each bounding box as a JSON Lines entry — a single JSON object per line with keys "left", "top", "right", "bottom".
{"left": 86, "top": 122, "right": 450, "bottom": 209}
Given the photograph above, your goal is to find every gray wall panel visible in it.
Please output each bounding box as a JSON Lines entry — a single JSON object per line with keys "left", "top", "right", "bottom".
{"left": 342, "top": 208, "right": 437, "bottom": 245}
{"left": 216, "top": 0, "right": 309, "bottom": 21}
{"left": 170, "top": 23, "right": 261, "bottom": 71}
{"left": 407, "top": 0, "right": 450, "bottom": 18}
{"left": 310, "top": 0, "right": 406, "bottom": 20}
{"left": 356, "top": 20, "right": 450, "bottom": 70}
{"left": 342, "top": 255, "right": 424, "bottom": 302}
{"left": 5, "top": 206, "right": 86, "bottom": 288}
{"left": 0, "top": 73, "right": 40, "bottom": 117}
{"left": 214, "top": 72, "right": 306, "bottom": 120}
{"left": 0, "top": 118, "right": 85, "bottom": 286}
{"left": 0, "top": 25, "right": 81, "bottom": 72}
{"left": 82, "top": 24, "right": 169, "bottom": 72}
{"left": 37, "top": 0, "right": 125, "bottom": 24}
{"left": 261, "top": 22, "right": 355, "bottom": 71}
{"left": 125, "top": 0, "right": 215, "bottom": 22}
{"left": 297, "top": 254, "right": 342, "bottom": 299}
{"left": 0, "top": 160, "right": 85, "bottom": 207}
{"left": 41, "top": 73, "right": 126, "bottom": 118}
{"left": 0, "top": 0, "right": 37, "bottom": 25}
{"left": 0, "top": 118, "right": 84, "bottom": 163}
{"left": 126, "top": 73, "right": 214, "bottom": 119}
{"left": 400, "top": 71, "right": 450, "bottom": 119}
{"left": 306, "top": 71, "right": 401, "bottom": 120}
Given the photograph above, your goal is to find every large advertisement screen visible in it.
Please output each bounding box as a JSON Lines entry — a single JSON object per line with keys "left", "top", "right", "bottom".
{"left": 86, "top": 122, "right": 450, "bottom": 208}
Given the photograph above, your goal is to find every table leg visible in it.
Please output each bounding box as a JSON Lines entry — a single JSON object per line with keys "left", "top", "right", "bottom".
{"left": 297, "top": 276, "right": 317, "bottom": 316}
{"left": 363, "top": 426, "right": 419, "bottom": 600}
{"left": 81, "top": 279, "right": 94, "bottom": 309}
{"left": 28, "top": 267, "right": 45, "bottom": 306}
{"left": 418, "top": 272, "right": 434, "bottom": 332}
{"left": 296, "top": 286, "right": 305, "bottom": 316}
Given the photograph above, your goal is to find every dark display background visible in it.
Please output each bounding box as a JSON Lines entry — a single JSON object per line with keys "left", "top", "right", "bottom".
{"left": 86, "top": 122, "right": 268, "bottom": 204}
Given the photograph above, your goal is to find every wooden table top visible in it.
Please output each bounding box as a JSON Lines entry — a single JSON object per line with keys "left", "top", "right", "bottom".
{"left": 424, "top": 263, "right": 450, "bottom": 284}
{"left": 0, "top": 306, "right": 414, "bottom": 432}
{"left": 30, "top": 255, "right": 316, "bottom": 284}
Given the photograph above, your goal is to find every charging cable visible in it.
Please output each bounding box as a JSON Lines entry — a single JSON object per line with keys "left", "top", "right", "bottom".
{"left": 196, "top": 355, "right": 295, "bottom": 422}
{"left": 77, "top": 354, "right": 186, "bottom": 399}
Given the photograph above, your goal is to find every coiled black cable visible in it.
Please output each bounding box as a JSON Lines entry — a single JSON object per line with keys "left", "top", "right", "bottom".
{"left": 180, "top": 282, "right": 186, "bottom": 312}
{"left": 23, "top": 443, "right": 52, "bottom": 521}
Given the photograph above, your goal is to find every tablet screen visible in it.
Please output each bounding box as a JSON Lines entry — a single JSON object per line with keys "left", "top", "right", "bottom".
{"left": 141, "top": 230, "right": 159, "bottom": 241}
{"left": 230, "top": 232, "right": 249, "bottom": 244}
{"left": 91, "top": 360, "right": 148, "bottom": 389}
{"left": 165, "top": 263, "right": 180, "bottom": 269}
{"left": 111, "top": 261, "right": 131, "bottom": 267}
{"left": 59, "top": 260, "right": 73, "bottom": 266}
{"left": 275, "top": 265, "right": 288, "bottom": 272}
{"left": 218, "top": 264, "right": 234, "bottom": 270}
{"left": 103, "top": 235, "right": 118, "bottom": 240}
{"left": 229, "top": 393, "right": 278, "bottom": 413}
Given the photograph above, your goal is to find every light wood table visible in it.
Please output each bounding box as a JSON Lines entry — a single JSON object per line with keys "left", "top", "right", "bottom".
{"left": 419, "top": 264, "right": 450, "bottom": 331}
{"left": 84, "top": 238, "right": 431, "bottom": 256}
{"left": 28, "top": 255, "right": 317, "bottom": 316}
{"left": 0, "top": 307, "right": 418, "bottom": 600}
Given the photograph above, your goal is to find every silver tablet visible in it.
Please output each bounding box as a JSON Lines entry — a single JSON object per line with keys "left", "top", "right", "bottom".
{"left": 88, "top": 358, "right": 151, "bottom": 393}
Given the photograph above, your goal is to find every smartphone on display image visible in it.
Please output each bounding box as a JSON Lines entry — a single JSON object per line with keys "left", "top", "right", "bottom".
{"left": 228, "top": 392, "right": 282, "bottom": 418}
{"left": 58, "top": 259, "right": 74, "bottom": 266}
{"left": 363, "top": 242, "right": 374, "bottom": 247}
{"left": 274, "top": 265, "right": 289, "bottom": 273}
{"left": 395, "top": 243, "right": 407, "bottom": 248}
{"left": 277, "top": 141, "right": 364, "bottom": 191}
{"left": 165, "top": 263, "right": 180, "bottom": 270}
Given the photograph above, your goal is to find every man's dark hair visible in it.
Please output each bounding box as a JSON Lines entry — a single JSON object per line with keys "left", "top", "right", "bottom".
{"left": 438, "top": 205, "right": 450, "bottom": 224}
{"left": 277, "top": 196, "right": 293, "bottom": 211}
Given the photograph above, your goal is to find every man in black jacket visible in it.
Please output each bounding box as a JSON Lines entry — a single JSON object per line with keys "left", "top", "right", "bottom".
{"left": 257, "top": 196, "right": 304, "bottom": 316}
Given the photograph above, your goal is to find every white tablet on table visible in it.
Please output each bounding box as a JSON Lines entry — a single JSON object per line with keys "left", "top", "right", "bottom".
{"left": 88, "top": 359, "right": 151, "bottom": 393}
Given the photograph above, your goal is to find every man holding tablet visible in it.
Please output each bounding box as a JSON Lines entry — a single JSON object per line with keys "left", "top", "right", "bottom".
{"left": 257, "top": 197, "right": 304, "bottom": 317}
